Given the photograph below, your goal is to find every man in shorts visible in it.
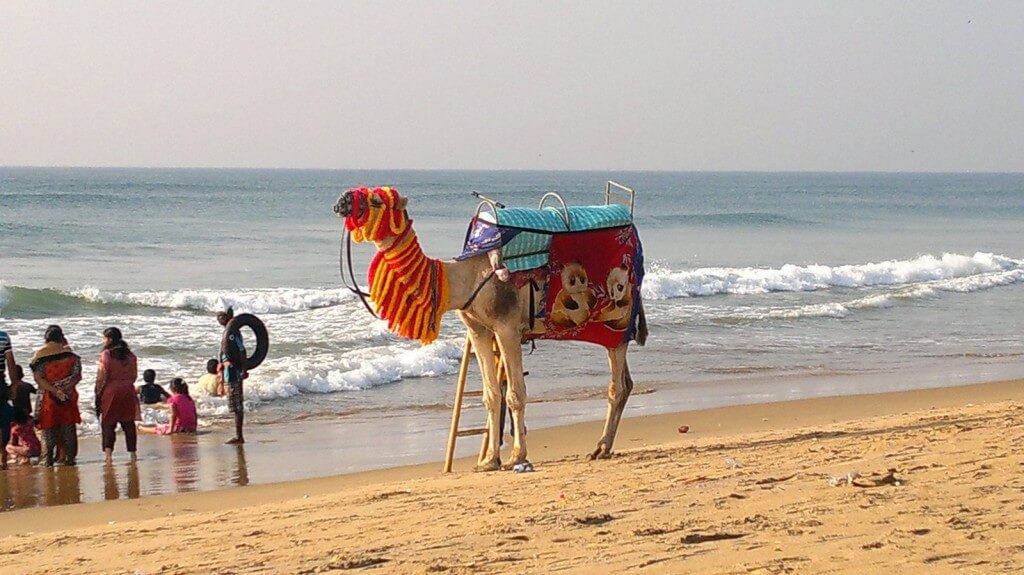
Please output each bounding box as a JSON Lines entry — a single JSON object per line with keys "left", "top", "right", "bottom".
{"left": 217, "top": 308, "right": 247, "bottom": 444}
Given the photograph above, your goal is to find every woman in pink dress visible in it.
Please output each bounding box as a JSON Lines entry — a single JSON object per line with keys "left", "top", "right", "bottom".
{"left": 95, "top": 327, "right": 141, "bottom": 464}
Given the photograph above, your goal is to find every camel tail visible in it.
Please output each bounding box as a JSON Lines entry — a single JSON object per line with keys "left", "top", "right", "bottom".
{"left": 634, "top": 298, "right": 648, "bottom": 346}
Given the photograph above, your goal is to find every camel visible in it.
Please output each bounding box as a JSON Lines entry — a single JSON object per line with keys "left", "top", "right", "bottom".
{"left": 334, "top": 186, "right": 647, "bottom": 471}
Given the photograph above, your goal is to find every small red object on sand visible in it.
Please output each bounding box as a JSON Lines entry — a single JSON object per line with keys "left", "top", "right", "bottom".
{"left": 678, "top": 425, "right": 690, "bottom": 434}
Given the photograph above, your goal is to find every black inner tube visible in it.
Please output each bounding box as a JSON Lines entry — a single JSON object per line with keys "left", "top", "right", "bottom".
{"left": 222, "top": 313, "right": 269, "bottom": 371}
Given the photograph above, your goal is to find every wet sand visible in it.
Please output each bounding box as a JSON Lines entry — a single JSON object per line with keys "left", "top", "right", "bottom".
{"left": 0, "top": 434, "right": 251, "bottom": 511}
{"left": 0, "top": 402, "right": 531, "bottom": 513}
{"left": 6, "top": 363, "right": 1018, "bottom": 514}
{"left": 1, "top": 379, "right": 1022, "bottom": 573}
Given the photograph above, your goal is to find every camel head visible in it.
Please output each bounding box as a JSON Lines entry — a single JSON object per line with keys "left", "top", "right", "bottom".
{"left": 334, "top": 185, "right": 448, "bottom": 345}
{"left": 334, "top": 186, "right": 410, "bottom": 243}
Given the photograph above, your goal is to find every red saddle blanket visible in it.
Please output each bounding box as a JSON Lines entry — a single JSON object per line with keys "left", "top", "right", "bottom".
{"left": 521, "top": 225, "right": 644, "bottom": 349}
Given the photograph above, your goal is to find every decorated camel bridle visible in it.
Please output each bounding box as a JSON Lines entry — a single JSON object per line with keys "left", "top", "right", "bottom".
{"left": 335, "top": 187, "right": 450, "bottom": 344}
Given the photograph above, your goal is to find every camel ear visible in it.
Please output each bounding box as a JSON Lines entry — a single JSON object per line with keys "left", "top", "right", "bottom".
{"left": 397, "top": 196, "right": 409, "bottom": 211}
{"left": 620, "top": 264, "right": 628, "bottom": 271}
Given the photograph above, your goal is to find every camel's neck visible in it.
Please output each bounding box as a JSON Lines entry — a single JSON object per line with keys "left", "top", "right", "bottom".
{"left": 371, "top": 229, "right": 443, "bottom": 284}
{"left": 368, "top": 227, "right": 450, "bottom": 344}
{"left": 372, "top": 228, "right": 425, "bottom": 262}
{"left": 440, "top": 253, "right": 492, "bottom": 312}
{"left": 372, "top": 230, "right": 489, "bottom": 313}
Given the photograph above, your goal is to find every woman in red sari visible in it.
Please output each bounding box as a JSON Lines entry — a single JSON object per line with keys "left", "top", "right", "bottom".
{"left": 30, "top": 325, "right": 82, "bottom": 467}
{"left": 95, "top": 327, "right": 141, "bottom": 464}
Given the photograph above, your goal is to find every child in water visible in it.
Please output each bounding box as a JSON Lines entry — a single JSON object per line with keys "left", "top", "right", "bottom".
{"left": 139, "top": 378, "right": 197, "bottom": 435}
{"left": 10, "top": 365, "right": 36, "bottom": 419}
{"left": 6, "top": 408, "right": 41, "bottom": 464}
{"left": 137, "top": 369, "right": 171, "bottom": 405}
{"left": 197, "top": 358, "right": 220, "bottom": 396}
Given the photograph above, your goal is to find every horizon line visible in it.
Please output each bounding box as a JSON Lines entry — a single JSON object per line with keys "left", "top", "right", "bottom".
{"left": 2, "top": 165, "right": 1023, "bottom": 176}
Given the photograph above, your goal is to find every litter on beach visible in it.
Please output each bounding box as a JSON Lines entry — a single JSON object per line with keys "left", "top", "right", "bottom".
{"left": 512, "top": 462, "right": 534, "bottom": 473}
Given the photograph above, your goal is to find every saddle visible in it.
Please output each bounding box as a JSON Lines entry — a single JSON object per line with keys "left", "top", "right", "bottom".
{"left": 457, "top": 198, "right": 634, "bottom": 272}
{"left": 456, "top": 186, "right": 645, "bottom": 349}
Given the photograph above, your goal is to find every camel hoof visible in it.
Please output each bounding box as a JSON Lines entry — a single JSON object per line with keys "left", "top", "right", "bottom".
{"left": 588, "top": 445, "right": 612, "bottom": 460}
{"left": 474, "top": 461, "right": 501, "bottom": 473}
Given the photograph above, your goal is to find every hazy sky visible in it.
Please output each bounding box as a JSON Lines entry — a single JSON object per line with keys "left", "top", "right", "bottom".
{"left": 3, "top": 2, "right": 1023, "bottom": 171}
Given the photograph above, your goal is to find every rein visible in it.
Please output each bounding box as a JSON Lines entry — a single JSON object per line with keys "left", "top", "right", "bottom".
{"left": 339, "top": 228, "right": 379, "bottom": 318}
{"left": 459, "top": 270, "right": 495, "bottom": 311}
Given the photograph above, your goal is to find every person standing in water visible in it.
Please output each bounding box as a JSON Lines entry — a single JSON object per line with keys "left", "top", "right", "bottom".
{"left": 217, "top": 308, "right": 246, "bottom": 444}
{"left": 30, "top": 325, "right": 82, "bottom": 467}
{"left": 95, "top": 327, "right": 141, "bottom": 464}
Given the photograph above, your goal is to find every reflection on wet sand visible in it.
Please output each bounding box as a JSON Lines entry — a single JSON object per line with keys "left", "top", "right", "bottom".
{"left": 103, "top": 463, "right": 140, "bottom": 501}
{"left": 2, "top": 414, "right": 439, "bottom": 512}
{"left": 1, "top": 428, "right": 260, "bottom": 512}
{"left": 234, "top": 445, "right": 248, "bottom": 487}
{"left": 217, "top": 444, "right": 249, "bottom": 487}
{"left": 1, "top": 465, "right": 83, "bottom": 510}
{"left": 44, "top": 466, "right": 82, "bottom": 507}
{"left": 171, "top": 435, "right": 200, "bottom": 492}
{"left": 0, "top": 467, "right": 42, "bottom": 510}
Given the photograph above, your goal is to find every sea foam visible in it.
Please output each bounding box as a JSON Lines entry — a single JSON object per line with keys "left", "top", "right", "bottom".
{"left": 641, "top": 252, "right": 1023, "bottom": 300}
{"left": 67, "top": 286, "right": 354, "bottom": 314}
{"left": 36, "top": 252, "right": 1024, "bottom": 313}
{"left": 70, "top": 337, "right": 465, "bottom": 436}
{"left": 244, "top": 338, "right": 465, "bottom": 400}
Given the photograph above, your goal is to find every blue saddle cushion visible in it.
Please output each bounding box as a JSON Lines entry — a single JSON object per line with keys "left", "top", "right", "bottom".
{"left": 457, "top": 204, "right": 633, "bottom": 272}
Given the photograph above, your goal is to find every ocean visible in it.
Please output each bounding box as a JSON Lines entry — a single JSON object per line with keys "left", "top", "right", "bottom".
{"left": 2, "top": 168, "right": 1024, "bottom": 445}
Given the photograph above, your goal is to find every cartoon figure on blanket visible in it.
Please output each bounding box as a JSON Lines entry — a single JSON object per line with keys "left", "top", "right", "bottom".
{"left": 597, "top": 265, "right": 633, "bottom": 331}
{"left": 528, "top": 225, "right": 643, "bottom": 347}
{"left": 549, "top": 262, "right": 596, "bottom": 327}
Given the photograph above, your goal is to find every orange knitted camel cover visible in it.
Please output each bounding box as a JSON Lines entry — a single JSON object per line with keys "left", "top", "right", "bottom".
{"left": 345, "top": 187, "right": 449, "bottom": 344}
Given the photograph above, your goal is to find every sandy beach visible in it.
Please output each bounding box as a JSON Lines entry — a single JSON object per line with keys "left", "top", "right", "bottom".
{"left": 0, "top": 379, "right": 1020, "bottom": 573}
{"left": 5, "top": 2, "right": 1024, "bottom": 572}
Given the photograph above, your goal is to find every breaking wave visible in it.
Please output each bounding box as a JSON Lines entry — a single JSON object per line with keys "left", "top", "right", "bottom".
{"left": 68, "top": 286, "right": 355, "bottom": 314}
{"left": 0, "top": 285, "right": 354, "bottom": 316}
{"left": 641, "top": 252, "right": 1024, "bottom": 300}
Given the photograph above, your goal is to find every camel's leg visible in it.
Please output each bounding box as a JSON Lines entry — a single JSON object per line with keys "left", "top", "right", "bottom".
{"left": 589, "top": 343, "right": 633, "bottom": 460}
{"left": 493, "top": 328, "right": 528, "bottom": 469}
{"left": 464, "top": 322, "right": 503, "bottom": 472}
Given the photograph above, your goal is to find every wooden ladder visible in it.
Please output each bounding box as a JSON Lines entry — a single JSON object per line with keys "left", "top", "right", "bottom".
{"left": 443, "top": 335, "right": 507, "bottom": 473}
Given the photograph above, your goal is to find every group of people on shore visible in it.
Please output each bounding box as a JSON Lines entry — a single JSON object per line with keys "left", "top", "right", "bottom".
{"left": 0, "top": 308, "right": 248, "bottom": 469}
